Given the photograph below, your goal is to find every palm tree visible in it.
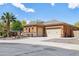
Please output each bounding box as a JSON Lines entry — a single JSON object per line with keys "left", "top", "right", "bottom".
{"left": 1, "top": 12, "right": 16, "bottom": 37}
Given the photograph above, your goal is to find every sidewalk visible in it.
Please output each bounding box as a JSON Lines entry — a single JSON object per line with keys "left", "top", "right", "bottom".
{"left": 0, "top": 37, "right": 79, "bottom": 51}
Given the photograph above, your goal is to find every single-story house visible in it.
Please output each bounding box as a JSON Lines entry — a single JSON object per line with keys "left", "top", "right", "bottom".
{"left": 22, "top": 20, "right": 79, "bottom": 38}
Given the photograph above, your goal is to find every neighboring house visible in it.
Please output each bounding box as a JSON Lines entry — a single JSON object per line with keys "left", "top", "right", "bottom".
{"left": 22, "top": 20, "right": 79, "bottom": 38}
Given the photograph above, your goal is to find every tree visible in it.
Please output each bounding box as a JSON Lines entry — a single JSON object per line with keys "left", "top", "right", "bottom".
{"left": 0, "top": 12, "right": 16, "bottom": 37}
{"left": 74, "top": 21, "right": 79, "bottom": 28}
{"left": 0, "top": 22, "right": 4, "bottom": 31}
{"left": 21, "top": 20, "right": 26, "bottom": 27}
{"left": 11, "top": 20, "right": 22, "bottom": 32}
{"left": 0, "top": 21, "right": 6, "bottom": 36}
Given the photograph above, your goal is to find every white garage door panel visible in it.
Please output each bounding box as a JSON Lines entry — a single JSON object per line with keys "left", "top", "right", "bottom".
{"left": 46, "top": 29, "right": 61, "bottom": 38}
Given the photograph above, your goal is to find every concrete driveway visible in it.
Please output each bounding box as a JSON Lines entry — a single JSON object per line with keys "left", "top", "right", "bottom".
{"left": 0, "top": 43, "right": 79, "bottom": 56}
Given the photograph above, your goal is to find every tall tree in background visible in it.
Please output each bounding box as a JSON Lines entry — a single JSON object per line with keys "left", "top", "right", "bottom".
{"left": 0, "top": 12, "right": 16, "bottom": 37}
{"left": 21, "top": 20, "right": 26, "bottom": 27}
{"left": 74, "top": 21, "right": 79, "bottom": 28}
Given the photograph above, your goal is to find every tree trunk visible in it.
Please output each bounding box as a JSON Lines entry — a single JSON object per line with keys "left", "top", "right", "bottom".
{"left": 6, "top": 19, "right": 10, "bottom": 37}
{"left": 6, "top": 31, "right": 9, "bottom": 37}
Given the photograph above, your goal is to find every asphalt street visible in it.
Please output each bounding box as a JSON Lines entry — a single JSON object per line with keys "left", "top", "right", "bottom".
{"left": 0, "top": 43, "right": 79, "bottom": 56}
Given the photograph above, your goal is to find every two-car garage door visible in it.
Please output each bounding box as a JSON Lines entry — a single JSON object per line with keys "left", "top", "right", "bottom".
{"left": 46, "top": 29, "right": 62, "bottom": 38}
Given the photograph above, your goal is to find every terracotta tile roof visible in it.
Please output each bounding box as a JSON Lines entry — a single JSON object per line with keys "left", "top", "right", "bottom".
{"left": 43, "top": 20, "right": 65, "bottom": 25}
{"left": 27, "top": 20, "right": 64, "bottom": 25}
{"left": 25, "top": 20, "right": 67, "bottom": 27}
{"left": 24, "top": 20, "right": 79, "bottom": 30}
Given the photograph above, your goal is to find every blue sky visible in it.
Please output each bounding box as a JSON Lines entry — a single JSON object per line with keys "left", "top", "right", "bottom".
{"left": 0, "top": 3, "right": 79, "bottom": 24}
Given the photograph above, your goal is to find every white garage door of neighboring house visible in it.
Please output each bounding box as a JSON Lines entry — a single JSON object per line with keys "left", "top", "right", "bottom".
{"left": 46, "top": 29, "right": 62, "bottom": 38}
{"left": 73, "top": 31, "right": 79, "bottom": 37}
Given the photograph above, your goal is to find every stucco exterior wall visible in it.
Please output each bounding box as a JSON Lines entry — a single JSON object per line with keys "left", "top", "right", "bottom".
{"left": 63, "top": 24, "right": 74, "bottom": 37}
{"left": 37, "top": 27, "right": 44, "bottom": 37}
{"left": 23, "top": 27, "right": 26, "bottom": 32}
{"left": 33, "top": 27, "right": 37, "bottom": 33}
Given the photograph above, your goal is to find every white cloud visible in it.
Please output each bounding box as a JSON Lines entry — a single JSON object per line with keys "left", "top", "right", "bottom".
{"left": 51, "top": 3, "right": 55, "bottom": 6}
{"left": 51, "top": 3, "right": 79, "bottom": 9}
{"left": 0, "top": 3, "right": 5, "bottom": 5}
{"left": 12, "top": 3, "right": 35, "bottom": 13}
{"left": 27, "top": 20, "right": 30, "bottom": 24}
{"left": 0, "top": 3, "right": 35, "bottom": 13}
{"left": 68, "top": 3, "right": 79, "bottom": 9}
